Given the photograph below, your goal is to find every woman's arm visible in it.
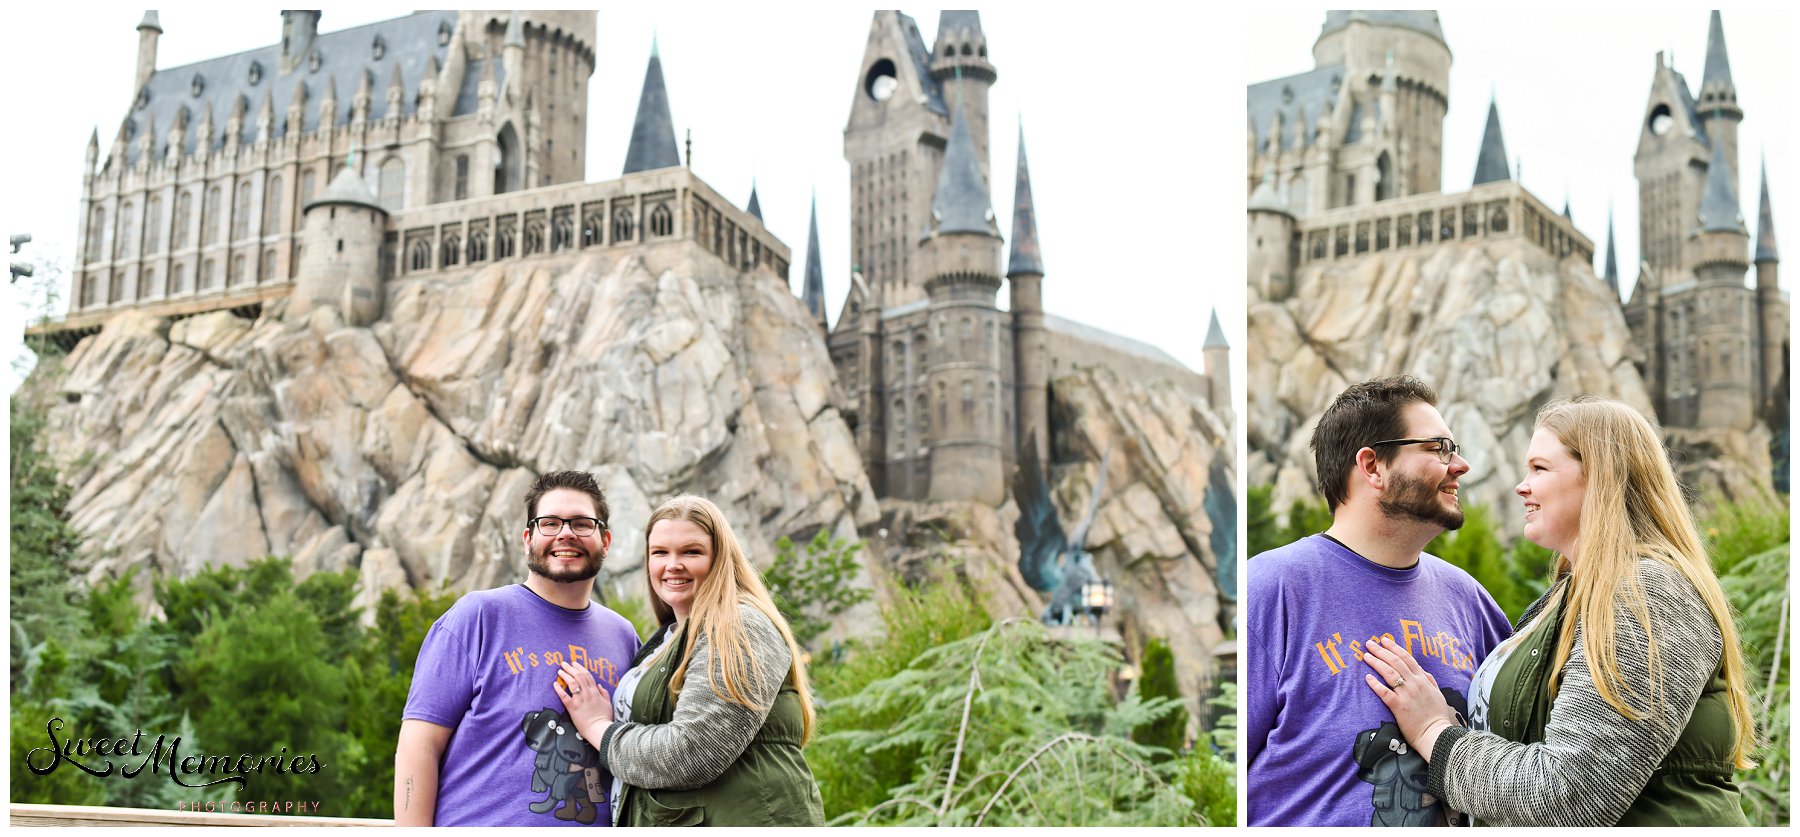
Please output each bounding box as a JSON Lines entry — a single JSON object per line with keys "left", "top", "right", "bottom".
{"left": 1433, "top": 560, "right": 1720, "bottom": 826}
{"left": 598, "top": 604, "right": 792, "bottom": 790}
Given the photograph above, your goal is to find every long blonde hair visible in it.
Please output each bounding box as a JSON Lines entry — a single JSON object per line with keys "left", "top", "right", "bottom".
{"left": 1532, "top": 398, "right": 1754, "bottom": 767}
{"left": 643, "top": 495, "right": 816, "bottom": 745}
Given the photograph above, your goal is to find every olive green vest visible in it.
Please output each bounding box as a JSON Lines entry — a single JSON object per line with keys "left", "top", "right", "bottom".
{"left": 1484, "top": 586, "right": 1747, "bottom": 826}
{"left": 615, "top": 623, "right": 825, "bottom": 827}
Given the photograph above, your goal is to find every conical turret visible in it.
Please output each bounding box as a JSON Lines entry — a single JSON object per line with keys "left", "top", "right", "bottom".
{"left": 623, "top": 37, "right": 680, "bottom": 173}
{"left": 1007, "top": 124, "right": 1043, "bottom": 278}
{"left": 385, "top": 61, "right": 405, "bottom": 119}
{"left": 135, "top": 10, "right": 162, "bottom": 95}
{"left": 1699, "top": 139, "right": 1744, "bottom": 234}
{"left": 1203, "top": 309, "right": 1231, "bottom": 413}
{"left": 746, "top": 181, "right": 762, "bottom": 221}
{"left": 1604, "top": 207, "right": 1620, "bottom": 298}
{"left": 1701, "top": 10, "right": 1736, "bottom": 99}
{"left": 1756, "top": 159, "right": 1779, "bottom": 264}
{"left": 1698, "top": 11, "right": 1744, "bottom": 182}
{"left": 1472, "top": 96, "right": 1510, "bottom": 185}
{"left": 928, "top": 107, "right": 996, "bottom": 237}
{"left": 802, "top": 194, "right": 826, "bottom": 328}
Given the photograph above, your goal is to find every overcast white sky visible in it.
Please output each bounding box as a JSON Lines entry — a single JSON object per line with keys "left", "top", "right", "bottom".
{"left": 1, "top": 6, "right": 1248, "bottom": 404}
{"left": 1248, "top": 7, "right": 1795, "bottom": 304}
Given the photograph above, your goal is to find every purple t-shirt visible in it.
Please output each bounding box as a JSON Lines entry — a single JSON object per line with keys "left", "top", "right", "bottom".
{"left": 403, "top": 584, "right": 641, "bottom": 827}
{"left": 1246, "top": 535, "right": 1512, "bottom": 827}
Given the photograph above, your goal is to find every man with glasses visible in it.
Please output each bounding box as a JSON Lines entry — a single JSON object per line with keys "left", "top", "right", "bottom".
{"left": 1246, "top": 376, "right": 1511, "bottom": 827}
{"left": 396, "top": 471, "right": 642, "bottom": 826}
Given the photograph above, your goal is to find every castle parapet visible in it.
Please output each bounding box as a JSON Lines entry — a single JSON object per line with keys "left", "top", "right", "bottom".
{"left": 1293, "top": 180, "right": 1594, "bottom": 268}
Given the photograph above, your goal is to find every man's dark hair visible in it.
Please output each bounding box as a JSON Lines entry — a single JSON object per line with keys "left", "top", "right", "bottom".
{"left": 524, "top": 470, "right": 610, "bottom": 527}
{"left": 1311, "top": 376, "right": 1439, "bottom": 510}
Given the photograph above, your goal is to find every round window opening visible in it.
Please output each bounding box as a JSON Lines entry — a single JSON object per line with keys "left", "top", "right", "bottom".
{"left": 864, "top": 59, "right": 899, "bottom": 103}
{"left": 1648, "top": 104, "right": 1673, "bottom": 136}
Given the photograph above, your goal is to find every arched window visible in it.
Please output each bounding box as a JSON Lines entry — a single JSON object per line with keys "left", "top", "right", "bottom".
{"left": 299, "top": 169, "right": 317, "bottom": 207}
{"left": 494, "top": 123, "right": 520, "bottom": 194}
{"left": 916, "top": 393, "right": 930, "bottom": 444}
{"left": 937, "top": 381, "right": 948, "bottom": 428}
{"left": 583, "top": 213, "right": 603, "bottom": 246}
{"left": 553, "top": 217, "right": 574, "bottom": 251}
{"left": 468, "top": 231, "right": 488, "bottom": 262}
{"left": 203, "top": 186, "right": 222, "bottom": 245}
{"left": 961, "top": 380, "right": 974, "bottom": 423}
{"left": 648, "top": 203, "right": 673, "bottom": 237}
{"left": 139, "top": 267, "right": 155, "bottom": 300}
{"left": 116, "top": 202, "right": 137, "bottom": 260}
{"left": 890, "top": 340, "right": 906, "bottom": 377}
{"left": 264, "top": 175, "right": 284, "bottom": 233}
{"left": 378, "top": 158, "right": 405, "bottom": 212}
{"left": 612, "top": 207, "right": 634, "bottom": 242}
{"left": 409, "top": 239, "right": 432, "bottom": 271}
{"left": 523, "top": 221, "right": 545, "bottom": 255}
{"left": 86, "top": 207, "right": 106, "bottom": 262}
{"left": 442, "top": 235, "right": 461, "bottom": 266}
{"left": 233, "top": 181, "right": 252, "bottom": 240}
{"left": 454, "top": 155, "right": 469, "bottom": 201}
{"left": 172, "top": 262, "right": 188, "bottom": 294}
{"left": 109, "top": 272, "right": 123, "bottom": 305}
{"left": 495, "top": 227, "right": 515, "bottom": 258}
{"left": 174, "top": 191, "right": 193, "bottom": 248}
{"left": 262, "top": 249, "right": 275, "bottom": 282}
{"left": 80, "top": 274, "right": 96, "bottom": 307}
{"left": 230, "top": 253, "right": 245, "bottom": 286}
{"left": 145, "top": 196, "right": 163, "bottom": 255}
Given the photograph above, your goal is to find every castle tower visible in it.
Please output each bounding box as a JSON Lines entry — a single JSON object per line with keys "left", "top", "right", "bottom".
{"left": 802, "top": 195, "right": 827, "bottom": 329}
{"left": 279, "top": 11, "right": 320, "bottom": 75}
{"left": 292, "top": 159, "right": 388, "bottom": 326}
{"left": 135, "top": 11, "right": 161, "bottom": 96}
{"left": 930, "top": 12, "right": 997, "bottom": 184}
{"left": 1007, "top": 124, "right": 1048, "bottom": 466}
{"left": 920, "top": 108, "right": 1005, "bottom": 505}
{"left": 1691, "top": 139, "right": 1753, "bottom": 431}
{"left": 1310, "top": 11, "right": 1451, "bottom": 197}
{"left": 844, "top": 11, "right": 955, "bottom": 309}
{"left": 623, "top": 37, "right": 680, "bottom": 174}
{"left": 1471, "top": 96, "right": 1510, "bottom": 185}
{"left": 1247, "top": 171, "right": 1296, "bottom": 301}
{"left": 1754, "top": 159, "right": 1784, "bottom": 418}
{"left": 1698, "top": 11, "right": 1742, "bottom": 185}
{"left": 1203, "top": 311, "right": 1231, "bottom": 414}
{"left": 1635, "top": 49, "right": 1713, "bottom": 277}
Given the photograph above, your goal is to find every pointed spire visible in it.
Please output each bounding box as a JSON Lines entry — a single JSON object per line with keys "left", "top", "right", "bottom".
{"left": 803, "top": 194, "right": 827, "bottom": 326}
{"left": 1007, "top": 122, "right": 1044, "bottom": 276}
{"left": 1756, "top": 158, "right": 1779, "bottom": 263}
{"left": 87, "top": 126, "right": 100, "bottom": 155}
{"left": 1204, "top": 310, "right": 1229, "bottom": 350}
{"left": 292, "top": 76, "right": 309, "bottom": 107}
{"left": 1701, "top": 10, "right": 1735, "bottom": 96}
{"left": 622, "top": 38, "right": 680, "bottom": 174}
{"left": 1604, "top": 206, "right": 1620, "bottom": 296}
{"left": 1562, "top": 196, "right": 1572, "bottom": 221}
{"left": 1472, "top": 96, "right": 1510, "bottom": 185}
{"left": 930, "top": 106, "right": 994, "bottom": 235}
{"left": 1699, "top": 139, "right": 1744, "bottom": 233}
{"left": 746, "top": 180, "right": 762, "bottom": 221}
{"left": 138, "top": 10, "right": 162, "bottom": 32}
{"left": 388, "top": 61, "right": 405, "bottom": 93}
{"left": 504, "top": 13, "right": 524, "bottom": 47}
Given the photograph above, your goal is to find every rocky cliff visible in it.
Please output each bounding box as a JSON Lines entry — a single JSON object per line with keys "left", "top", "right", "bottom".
{"left": 1249, "top": 238, "right": 1652, "bottom": 521}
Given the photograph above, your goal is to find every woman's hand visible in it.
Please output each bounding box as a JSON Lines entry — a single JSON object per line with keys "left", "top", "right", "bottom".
{"left": 1362, "top": 636, "right": 1462, "bottom": 762}
{"left": 554, "top": 660, "right": 615, "bottom": 743}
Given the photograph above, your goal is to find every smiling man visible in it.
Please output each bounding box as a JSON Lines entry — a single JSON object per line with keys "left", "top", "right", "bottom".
{"left": 394, "top": 471, "right": 641, "bottom": 826}
{"left": 1246, "top": 376, "right": 1512, "bottom": 827}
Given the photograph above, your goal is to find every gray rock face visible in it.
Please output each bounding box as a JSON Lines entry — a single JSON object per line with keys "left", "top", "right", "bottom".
{"left": 1249, "top": 239, "right": 1654, "bottom": 522}
{"left": 36, "top": 251, "right": 879, "bottom": 610}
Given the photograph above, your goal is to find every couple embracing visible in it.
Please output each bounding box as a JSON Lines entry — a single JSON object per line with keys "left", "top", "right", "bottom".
{"left": 393, "top": 471, "right": 824, "bottom": 826}
{"left": 1247, "top": 376, "right": 1754, "bottom": 827}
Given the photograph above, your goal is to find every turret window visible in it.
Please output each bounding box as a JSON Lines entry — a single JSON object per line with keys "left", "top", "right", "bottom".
{"left": 583, "top": 212, "right": 603, "bottom": 247}
{"left": 468, "top": 231, "right": 488, "bottom": 262}
{"left": 409, "top": 239, "right": 432, "bottom": 271}
{"left": 496, "top": 227, "right": 516, "bottom": 259}
{"left": 442, "top": 235, "right": 461, "bottom": 266}
{"left": 552, "top": 217, "right": 574, "bottom": 251}
{"left": 649, "top": 204, "right": 673, "bottom": 237}
{"left": 612, "top": 208, "right": 635, "bottom": 243}
{"left": 523, "top": 221, "right": 544, "bottom": 256}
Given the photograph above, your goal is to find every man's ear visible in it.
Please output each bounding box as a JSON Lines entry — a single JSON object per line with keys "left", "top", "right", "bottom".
{"left": 522, "top": 526, "right": 532, "bottom": 548}
{"left": 1353, "top": 447, "right": 1385, "bottom": 493}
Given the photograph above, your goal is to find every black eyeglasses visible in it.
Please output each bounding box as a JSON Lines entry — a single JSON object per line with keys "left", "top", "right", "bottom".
{"left": 529, "top": 516, "right": 605, "bottom": 537}
{"left": 1370, "top": 436, "right": 1461, "bottom": 464}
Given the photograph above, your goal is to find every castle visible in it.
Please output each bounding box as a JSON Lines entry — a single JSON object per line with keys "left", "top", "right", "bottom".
{"left": 1247, "top": 10, "right": 1785, "bottom": 435}
{"left": 45, "top": 9, "right": 1228, "bottom": 511}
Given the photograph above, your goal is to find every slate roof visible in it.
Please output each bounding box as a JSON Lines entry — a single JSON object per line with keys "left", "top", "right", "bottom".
{"left": 1604, "top": 209, "right": 1620, "bottom": 295}
{"left": 1472, "top": 97, "right": 1510, "bottom": 185}
{"left": 1319, "top": 11, "right": 1447, "bottom": 47}
{"left": 803, "top": 197, "right": 827, "bottom": 322}
{"left": 1203, "top": 310, "right": 1229, "bottom": 349}
{"left": 1756, "top": 162, "right": 1779, "bottom": 263}
{"left": 1701, "top": 10, "right": 1735, "bottom": 94}
{"left": 937, "top": 10, "right": 983, "bottom": 41}
{"left": 1247, "top": 171, "right": 1290, "bottom": 215}
{"left": 897, "top": 12, "right": 948, "bottom": 117}
{"left": 930, "top": 106, "right": 994, "bottom": 236}
{"left": 746, "top": 182, "right": 762, "bottom": 221}
{"left": 1672, "top": 69, "right": 1711, "bottom": 148}
{"left": 1007, "top": 125, "right": 1044, "bottom": 276}
{"left": 307, "top": 160, "right": 383, "bottom": 212}
{"left": 119, "top": 11, "right": 465, "bottom": 165}
{"left": 1247, "top": 65, "right": 1342, "bottom": 152}
{"left": 623, "top": 40, "right": 681, "bottom": 174}
{"left": 1699, "top": 139, "right": 1744, "bottom": 233}
{"left": 1045, "top": 314, "right": 1190, "bottom": 371}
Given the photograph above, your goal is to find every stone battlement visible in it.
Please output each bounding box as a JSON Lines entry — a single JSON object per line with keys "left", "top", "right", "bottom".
{"left": 1294, "top": 180, "right": 1593, "bottom": 268}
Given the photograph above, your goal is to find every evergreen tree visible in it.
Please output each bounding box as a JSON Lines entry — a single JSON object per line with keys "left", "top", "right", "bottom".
{"left": 1131, "top": 638, "right": 1190, "bottom": 759}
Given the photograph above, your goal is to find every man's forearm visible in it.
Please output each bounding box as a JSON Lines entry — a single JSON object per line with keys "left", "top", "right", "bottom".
{"left": 393, "top": 743, "right": 441, "bottom": 825}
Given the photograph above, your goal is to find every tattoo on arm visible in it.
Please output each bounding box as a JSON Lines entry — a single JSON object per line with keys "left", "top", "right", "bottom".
{"left": 405, "top": 776, "right": 413, "bottom": 810}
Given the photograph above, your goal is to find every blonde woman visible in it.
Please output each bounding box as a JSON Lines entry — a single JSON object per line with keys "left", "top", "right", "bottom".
{"left": 1361, "top": 397, "right": 1755, "bottom": 825}
{"left": 553, "top": 495, "right": 825, "bottom": 826}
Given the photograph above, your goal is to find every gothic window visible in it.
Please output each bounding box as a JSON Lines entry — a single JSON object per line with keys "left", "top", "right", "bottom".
{"left": 1354, "top": 221, "right": 1370, "bottom": 254}
{"left": 80, "top": 274, "right": 95, "bottom": 307}
{"left": 1309, "top": 231, "right": 1326, "bottom": 261}
{"left": 1397, "top": 214, "right": 1412, "bottom": 247}
{"left": 523, "top": 221, "right": 545, "bottom": 255}
{"left": 454, "top": 156, "right": 469, "bottom": 201}
{"left": 1375, "top": 219, "right": 1390, "bottom": 251}
{"left": 145, "top": 197, "right": 163, "bottom": 255}
{"left": 583, "top": 213, "right": 603, "bottom": 247}
{"left": 230, "top": 253, "right": 245, "bottom": 286}
{"left": 263, "top": 175, "right": 284, "bottom": 234}
{"left": 1334, "top": 225, "right": 1349, "bottom": 258}
{"left": 200, "top": 258, "right": 216, "bottom": 289}
{"left": 960, "top": 43, "right": 972, "bottom": 56}
{"left": 961, "top": 380, "right": 974, "bottom": 423}
{"left": 409, "top": 239, "right": 431, "bottom": 271}
{"left": 1463, "top": 205, "right": 1479, "bottom": 238}
{"left": 1489, "top": 204, "right": 1508, "bottom": 233}
{"left": 172, "top": 263, "right": 188, "bottom": 294}
{"left": 612, "top": 207, "right": 634, "bottom": 242}
{"left": 139, "top": 267, "right": 155, "bottom": 300}
{"left": 203, "top": 186, "right": 221, "bottom": 246}
{"left": 378, "top": 158, "right": 405, "bottom": 212}
{"left": 116, "top": 202, "right": 137, "bottom": 260}
{"left": 648, "top": 203, "right": 673, "bottom": 237}
{"left": 552, "top": 217, "right": 574, "bottom": 251}
{"left": 442, "top": 235, "right": 461, "bottom": 266}
{"left": 1417, "top": 211, "right": 1433, "bottom": 244}
{"left": 174, "top": 191, "right": 193, "bottom": 248}
{"left": 300, "top": 170, "right": 317, "bottom": 208}
{"left": 261, "top": 250, "right": 275, "bottom": 282}
{"left": 916, "top": 394, "right": 930, "bottom": 444}
{"left": 495, "top": 227, "right": 516, "bottom": 258}
{"left": 938, "top": 381, "right": 948, "bottom": 428}
{"left": 87, "top": 207, "right": 106, "bottom": 262}
{"left": 109, "top": 272, "right": 123, "bottom": 305}
{"left": 233, "top": 181, "right": 252, "bottom": 240}
{"left": 891, "top": 340, "right": 906, "bottom": 377}
{"left": 1439, "top": 208, "right": 1456, "bottom": 241}
{"left": 467, "top": 231, "right": 488, "bottom": 262}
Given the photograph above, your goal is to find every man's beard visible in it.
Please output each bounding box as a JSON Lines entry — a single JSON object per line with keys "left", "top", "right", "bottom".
{"left": 1379, "top": 470, "right": 1464, "bottom": 531}
{"left": 528, "top": 542, "right": 603, "bottom": 583}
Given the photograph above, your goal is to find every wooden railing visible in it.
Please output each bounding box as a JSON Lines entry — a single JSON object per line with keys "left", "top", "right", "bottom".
{"left": 9, "top": 803, "right": 390, "bottom": 827}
